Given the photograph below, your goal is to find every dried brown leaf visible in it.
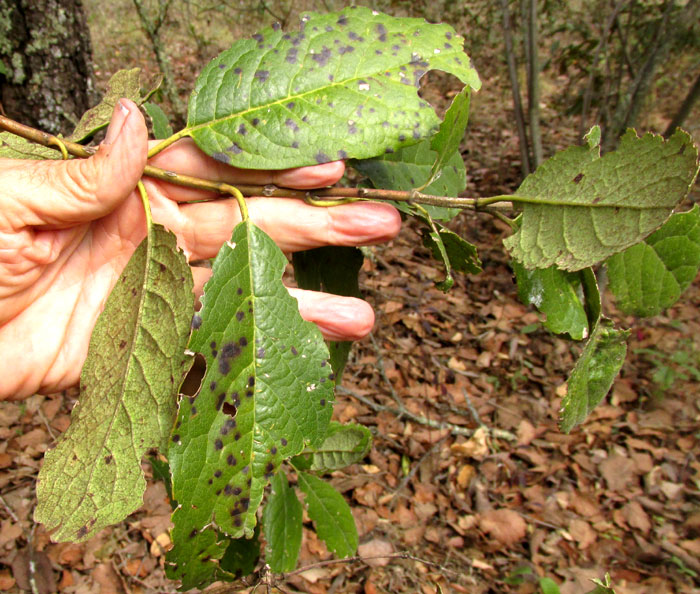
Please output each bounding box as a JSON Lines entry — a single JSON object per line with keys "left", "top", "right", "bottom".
{"left": 478, "top": 509, "right": 527, "bottom": 546}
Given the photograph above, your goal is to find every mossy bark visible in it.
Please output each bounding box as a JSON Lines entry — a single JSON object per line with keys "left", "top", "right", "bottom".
{"left": 0, "top": 0, "right": 96, "bottom": 135}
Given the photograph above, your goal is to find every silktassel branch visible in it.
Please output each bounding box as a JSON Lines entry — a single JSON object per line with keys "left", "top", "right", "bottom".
{"left": 0, "top": 114, "right": 517, "bottom": 212}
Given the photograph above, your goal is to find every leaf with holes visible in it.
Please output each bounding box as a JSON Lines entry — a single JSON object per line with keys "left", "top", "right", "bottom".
{"left": 298, "top": 472, "right": 358, "bottom": 558}
{"left": 263, "top": 472, "right": 303, "bottom": 572}
{"left": 34, "top": 225, "right": 193, "bottom": 542}
{"left": 166, "top": 220, "right": 334, "bottom": 589}
{"left": 561, "top": 318, "right": 628, "bottom": 433}
{"left": 185, "top": 6, "right": 480, "bottom": 170}
{"left": 504, "top": 130, "right": 699, "bottom": 271}
{"left": 607, "top": 205, "right": 700, "bottom": 317}
{"left": 292, "top": 421, "right": 372, "bottom": 472}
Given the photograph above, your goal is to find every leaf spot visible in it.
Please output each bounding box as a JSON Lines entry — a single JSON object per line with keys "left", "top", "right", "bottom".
{"left": 315, "top": 152, "right": 331, "bottom": 164}
{"left": 254, "top": 70, "right": 269, "bottom": 83}
{"left": 214, "top": 439, "right": 223, "bottom": 450}
{"left": 573, "top": 173, "right": 584, "bottom": 184}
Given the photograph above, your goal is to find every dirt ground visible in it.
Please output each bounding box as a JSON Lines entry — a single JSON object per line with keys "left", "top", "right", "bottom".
{"left": 1, "top": 3, "right": 700, "bottom": 593}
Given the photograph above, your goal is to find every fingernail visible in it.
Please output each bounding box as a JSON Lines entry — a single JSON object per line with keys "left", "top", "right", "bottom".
{"left": 103, "top": 99, "right": 130, "bottom": 146}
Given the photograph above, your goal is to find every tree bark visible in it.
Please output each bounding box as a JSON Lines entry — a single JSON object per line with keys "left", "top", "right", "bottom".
{"left": 0, "top": 0, "right": 96, "bottom": 136}
{"left": 664, "top": 69, "right": 700, "bottom": 138}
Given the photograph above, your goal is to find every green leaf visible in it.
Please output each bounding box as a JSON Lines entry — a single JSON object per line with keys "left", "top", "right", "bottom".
{"left": 352, "top": 139, "right": 466, "bottom": 220}
{"left": 144, "top": 102, "right": 174, "bottom": 140}
{"left": 293, "top": 421, "right": 372, "bottom": 472}
{"left": 69, "top": 68, "right": 161, "bottom": 142}
{"left": 186, "top": 7, "right": 480, "bottom": 170}
{"left": 263, "top": 472, "right": 303, "bottom": 572}
{"left": 166, "top": 220, "right": 334, "bottom": 589}
{"left": 513, "top": 262, "right": 589, "bottom": 340}
{"left": 293, "top": 246, "right": 363, "bottom": 381}
{"left": 297, "top": 472, "right": 358, "bottom": 558}
{"left": 560, "top": 318, "right": 629, "bottom": 433}
{"left": 219, "top": 525, "right": 260, "bottom": 579}
{"left": 420, "top": 221, "right": 482, "bottom": 289}
{"left": 539, "top": 577, "right": 562, "bottom": 594}
{"left": 504, "top": 129, "right": 699, "bottom": 271}
{"left": 0, "top": 132, "right": 59, "bottom": 160}
{"left": 34, "top": 225, "right": 194, "bottom": 542}
{"left": 580, "top": 267, "right": 601, "bottom": 329}
{"left": 149, "top": 456, "right": 174, "bottom": 505}
{"left": 424, "top": 86, "right": 471, "bottom": 189}
{"left": 607, "top": 205, "right": 700, "bottom": 317}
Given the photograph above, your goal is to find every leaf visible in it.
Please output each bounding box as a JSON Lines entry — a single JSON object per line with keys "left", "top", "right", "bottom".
{"left": 293, "top": 421, "right": 372, "bottom": 472}
{"left": 560, "top": 318, "right": 629, "bottom": 433}
{"left": 297, "top": 472, "right": 358, "bottom": 558}
{"left": 143, "top": 102, "right": 174, "bottom": 140}
{"left": 513, "top": 262, "right": 589, "bottom": 340}
{"left": 351, "top": 139, "right": 466, "bottom": 220}
{"left": 186, "top": 7, "right": 480, "bottom": 170}
{"left": 293, "top": 246, "right": 363, "bottom": 380}
{"left": 263, "top": 472, "right": 303, "bottom": 572}
{"left": 68, "top": 68, "right": 161, "bottom": 142}
{"left": 34, "top": 225, "right": 194, "bottom": 542}
{"left": 581, "top": 267, "right": 601, "bottom": 329}
{"left": 504, "top": 129, "right": 699, "bottom": 271}
{"left": 166, "top": 220, "right": 334, "bottom": 589}
{"left": 478, "top": 509, "right": 527, "bottom": 546}
{"left": 606, "top": 205, "right": 700, "bottom": 317}
{"left": 0, "top": 132, "right": 59, "bottom": 160}
{"left": 539, "top": 577, "right": 562, "bottom": 594}
{"left": 420, "top": 221, "right": 482, "bottom": 290}
{"left": 149, "top": 456, "right": 174, "bottom": 505}
{"left": 424, "top": 86, "right": 471, "bottom": 189}
{"left": 219, "top": 525, "right": 260, "bottom": 579}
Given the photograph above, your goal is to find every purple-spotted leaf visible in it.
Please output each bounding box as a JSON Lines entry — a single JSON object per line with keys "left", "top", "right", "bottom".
{"left": 185, "top": 7, "right": 480, "bottom": 169}
{"left": 34, "top": 225, "right": 194, "bottom": 542}
{"left": 166, "top": 220, "right": 334, "bottom": 590}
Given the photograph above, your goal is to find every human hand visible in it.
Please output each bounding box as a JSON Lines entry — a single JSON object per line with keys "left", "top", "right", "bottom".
{"left": 0, "top": 99, "right": 400, "bottom": 400}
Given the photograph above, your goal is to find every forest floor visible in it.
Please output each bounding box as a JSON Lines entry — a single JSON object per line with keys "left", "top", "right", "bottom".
{"left": 1, "top": 3, "right": 700, "bottom": 593}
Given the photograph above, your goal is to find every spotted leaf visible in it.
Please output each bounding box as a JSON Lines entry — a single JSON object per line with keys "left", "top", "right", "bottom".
{"left": 185, "top": 6, "right": 480, "bottom": 169}
{"left": 166, "top": 220, "right": 334, "bottom": 590}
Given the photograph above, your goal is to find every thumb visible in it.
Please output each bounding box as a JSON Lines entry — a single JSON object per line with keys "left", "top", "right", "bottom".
{"left": 10, "top": 98, "right": 148, "bottom": 228}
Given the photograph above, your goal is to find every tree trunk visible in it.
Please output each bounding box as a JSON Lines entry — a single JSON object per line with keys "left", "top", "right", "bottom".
{"left": 0, "top": 0, "right": 96, "bottom": 136}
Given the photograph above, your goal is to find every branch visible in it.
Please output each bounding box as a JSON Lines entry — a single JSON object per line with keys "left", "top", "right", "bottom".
{"left": 0, "top": 114, "right": 520, "bottom": 213}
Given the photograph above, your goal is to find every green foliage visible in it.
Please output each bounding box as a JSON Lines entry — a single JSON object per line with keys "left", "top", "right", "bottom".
{"left": 513, "top": 263, "right": 589, "bottom": 340}
{"left": 293, "top": 246, "right": 364, "bottom": 381}
{"left": 504, "top": 129, "right": 699, "bottom": 271}
{"left": 292, "top": 421, "right": 372, "bottom": 472}
{"left": 166, "top": 219, "right": 333, "bottom": 588}
{"left": 607, "top": 206, "right": 700, "bottom": 317}
{"left": 143, "top": 101, "right": 174, "bottom": 139}
{"left": 351, "top": 139, "right": 465, "bottom": 221}
{"left": 35, "top": 225, "right": 193, "bottom": 542}
{"left": 185, "top": 6, "right": 480, "bottom": 170}
{"left": 560, "top": 318, "right": 629, "bottom": 433}
{"left": 297, "top": 471, "right": 358, "bottom": 558}
{"left": 263, "top": 472, "right": 303, "bottom": 572}
{"left": 1, "top": 6, "right": 695, "bottom": 590}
